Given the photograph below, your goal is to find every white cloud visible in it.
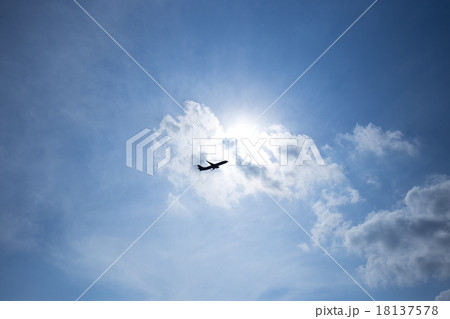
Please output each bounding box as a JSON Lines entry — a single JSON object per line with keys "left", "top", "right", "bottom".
{"left": 311, "top": 187, "right": 359, "bottom": 246}
{"left": 435, "top": 289, "right": 450, "bottom": 301}
{"left": 344, "top": 177, "right": 450, "bottom": 287}
{"left": 338, "top": 123, "right": 417, "bottom": 157}
{"left": 297, "top": 242, "right": 310, "bottom": 253}
{"left": 366, "top": 176, "right": 381, "bottom": 187}
{"left": 158, "top": 101, "right": 347, "bottom": 209}
{"left": 167, "top": 192, "right": 186, "bottom": 211}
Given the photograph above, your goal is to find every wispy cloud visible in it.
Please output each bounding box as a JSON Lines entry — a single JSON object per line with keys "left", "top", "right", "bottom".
{"left": 311, "top": 187, "right": 360, "bottom": 247}
{"left": 297, "top": 242, "right": 310, "bottom": 253}
{"left": 338, "top": 123, "right": 418, "bottom": 157}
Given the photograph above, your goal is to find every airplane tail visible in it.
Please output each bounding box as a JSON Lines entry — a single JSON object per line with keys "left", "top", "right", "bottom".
{"left": 197, "top": 165, "right": 208, "bottom": 171}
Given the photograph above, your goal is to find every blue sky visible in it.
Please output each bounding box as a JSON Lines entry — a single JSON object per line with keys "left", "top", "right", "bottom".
{"left": 1, "top": 0, "right": 449, "bottom": 301}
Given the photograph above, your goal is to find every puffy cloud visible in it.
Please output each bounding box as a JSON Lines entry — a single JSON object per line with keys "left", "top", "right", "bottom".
{"left": 158, "top": 101, "right": 347, "bottom": 208}
{"left": 435, "top": 289, "right": 450, "bottom": 301}
{"left": 338, "top": 123, "right": 417, "bottom": 157}
{"left": 344, "top": 177, "right": 450, "bottom": 287}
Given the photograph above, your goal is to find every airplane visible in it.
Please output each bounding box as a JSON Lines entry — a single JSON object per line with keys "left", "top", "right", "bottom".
{"left": 197, "top": 160, "right": 228, "bottom": 171}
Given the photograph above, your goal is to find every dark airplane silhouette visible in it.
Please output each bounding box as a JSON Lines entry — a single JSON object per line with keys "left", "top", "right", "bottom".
{"left": 197, "top": 160, "right": 228, "bottom": 171}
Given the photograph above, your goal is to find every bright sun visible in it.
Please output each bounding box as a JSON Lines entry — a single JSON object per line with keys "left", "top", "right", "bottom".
{"left": 225, "top": 122, "right": 259, "bottom": 140}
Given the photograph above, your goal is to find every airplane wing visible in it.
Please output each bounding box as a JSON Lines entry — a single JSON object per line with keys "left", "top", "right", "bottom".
{"left": 198, "top": 160, "right": 227, "bottom": 171}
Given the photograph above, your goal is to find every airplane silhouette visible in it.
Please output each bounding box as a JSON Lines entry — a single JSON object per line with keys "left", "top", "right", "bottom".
{"left": 197, "top": 160, "right": 228, "bottom": 171}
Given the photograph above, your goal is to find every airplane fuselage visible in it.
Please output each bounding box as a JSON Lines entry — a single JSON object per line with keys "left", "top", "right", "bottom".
{"left": 197, "top": 160, "right": 228, "bottom": 171}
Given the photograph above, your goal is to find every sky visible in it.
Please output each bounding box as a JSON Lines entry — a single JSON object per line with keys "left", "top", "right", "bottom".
{"left": 0, "top": 0, "right": 449, "bottom": 301}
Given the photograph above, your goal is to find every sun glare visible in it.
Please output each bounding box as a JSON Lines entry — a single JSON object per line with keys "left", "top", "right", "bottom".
{"left": 225, "top": 122, "right": 259, "bottom": 140}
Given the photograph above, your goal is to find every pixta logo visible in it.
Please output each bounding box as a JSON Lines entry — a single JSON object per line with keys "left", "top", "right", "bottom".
{"left": 126, "top": 129, "right": 172, "bottom": 175}
{"left": 192, "top": 137, "right": 325, "bottom": 167}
